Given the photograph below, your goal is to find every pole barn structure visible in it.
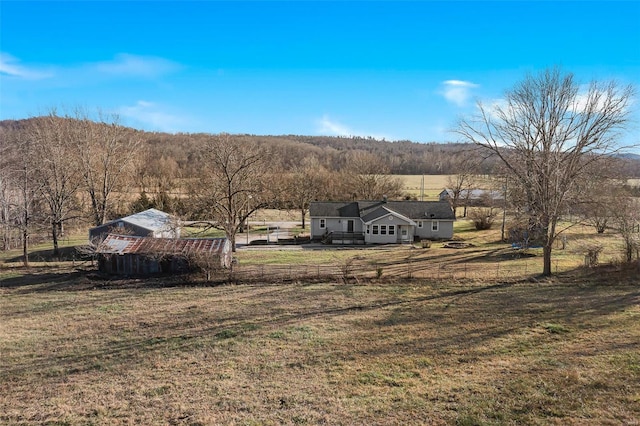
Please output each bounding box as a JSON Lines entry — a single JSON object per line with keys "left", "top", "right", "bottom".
{"left": 96, "top": 234, "right": 232, "bottom": 276}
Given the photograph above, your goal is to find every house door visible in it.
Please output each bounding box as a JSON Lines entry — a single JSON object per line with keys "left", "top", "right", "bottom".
{"left": 401, "top": 226, "right": 410, "bottom": 241}
{"left": 347, "top": 220, "right": 354, "bottom": 233}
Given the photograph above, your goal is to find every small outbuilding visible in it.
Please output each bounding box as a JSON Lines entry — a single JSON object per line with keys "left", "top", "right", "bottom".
{"left": 89, "top": 208, "right": 180, "bottom": 244}
{"left": 96, "top": 234, "right": 232, "bottom": 276}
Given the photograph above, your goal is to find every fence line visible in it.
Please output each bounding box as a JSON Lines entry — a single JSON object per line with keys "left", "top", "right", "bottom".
{"left": 229, "top": 258, "right": 548, "bottom": 283}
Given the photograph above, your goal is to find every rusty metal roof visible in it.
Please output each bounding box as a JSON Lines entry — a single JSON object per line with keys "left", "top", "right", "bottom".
{"left": 97, "top": 234, "right": 228, "bottom": 255}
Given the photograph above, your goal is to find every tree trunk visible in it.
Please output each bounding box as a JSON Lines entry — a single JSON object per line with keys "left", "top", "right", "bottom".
{"left": 543, "top": 244, "right": 552, "bottom": 276}
{"left": 230, "top": 234, "right": 237, "bottom": 252}
{"left": 52, "top": 221, "right": 60, "bottom": 259}
{"left": 22, "top": 226, "right": 29, "bottom": 268}
{"left": 301, "top": 209, "right": 306, "bottom": 229}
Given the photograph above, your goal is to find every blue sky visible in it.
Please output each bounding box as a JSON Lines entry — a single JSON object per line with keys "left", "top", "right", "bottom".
{"left": 1, "top": 1, "right": 639, "bottom": 144}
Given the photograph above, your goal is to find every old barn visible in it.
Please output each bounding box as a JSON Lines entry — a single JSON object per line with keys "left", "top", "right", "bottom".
{"left": 96, "top": 234, "right": 232, "bottom": 276}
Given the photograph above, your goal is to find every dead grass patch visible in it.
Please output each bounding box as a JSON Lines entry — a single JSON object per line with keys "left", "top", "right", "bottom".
{"left": 1, "top": 266, "right": 638, "bottom": 425}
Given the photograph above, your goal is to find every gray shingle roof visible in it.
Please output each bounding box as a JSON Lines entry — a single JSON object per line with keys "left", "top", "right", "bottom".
{"left": 309, "top": 201, "right": 455, "bottom": 220}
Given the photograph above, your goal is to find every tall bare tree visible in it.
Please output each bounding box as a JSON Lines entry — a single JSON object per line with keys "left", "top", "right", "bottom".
{"left": 73, "top": 111, "right": 142, "bottom": 226}
{"left": 0, "top": 126, "right": 13, "bottom": 251}
{"left": 340, "top": 151, "right": 403, "bottom": 200}
{"left": 190, "top": 134, "right": 271, "bottom": 251}
{"left": 28, "top": 113, "right": 83, "bottom": 257}
{"left": 282, "top": 156, "right": 331, "bottom": 229}
{"left": 445, "top": 150, "right": 480, "bottom": 217}
{"left": 2, "top": 127, "right": 43, "bottom": 266}
{"left": 457, "top": 68, "right": 634, "bottom": 276}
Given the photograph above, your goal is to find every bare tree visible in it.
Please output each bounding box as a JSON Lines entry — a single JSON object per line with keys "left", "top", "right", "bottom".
{"left": 457, "top": 68, "right": 634, "bottom": 276}
{"left": 0, "top": 126, "right": 13, "bottom": 251}
{"left": 2, "top": 127, "right": 43, "bottom": 266}
{"left": 340, "top": 151, "right": 403, "bottom": 200}
{"left": 282, "top": 156, "right": 331, "bottom": 229}
{"left": 73, "top": 111, "right": 142, "bottom": 226}
{"left": 190, "top": 134, "right": 271, "bottom": 252}
{"left": 445, "top": 150, "right": 479, "bottom": 217}
{"left": 28, "top": 113, "right": 83, "bottom": 257}
{"left": 613, "top": 197, "right": 640, "bottom": 263}
{"left": 577, "top": 174, "right": 626, "bottom": 234}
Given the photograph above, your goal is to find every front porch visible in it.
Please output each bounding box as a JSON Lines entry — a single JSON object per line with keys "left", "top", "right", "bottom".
{"left": 322, "top": 231, "right": 366, "bottom": 245}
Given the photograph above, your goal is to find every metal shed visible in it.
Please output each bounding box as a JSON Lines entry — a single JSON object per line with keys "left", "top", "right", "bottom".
{"left": 89, "top": 208, "right": 180, "bottom": 244}
{"left": 96, "top": 234, "right": 231, "bottom": 275}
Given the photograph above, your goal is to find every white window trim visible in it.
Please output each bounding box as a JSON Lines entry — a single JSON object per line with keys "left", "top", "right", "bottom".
{"left": 319, "top": 219, "right": 326, "bottom": 229}
{"left": 381, "top": 225, "right": 387, "bottom": 235}
{"left": 373, "top": 225, "right": 379, "bottom": 235}
{"left": 418, "top": 221, "right": 423, "bottom": 228}
{"left": 432, "top": 221, "right": 439, "bottom": 232}
{"left": 389, "top": 225, "right": 395, "bottom": 235}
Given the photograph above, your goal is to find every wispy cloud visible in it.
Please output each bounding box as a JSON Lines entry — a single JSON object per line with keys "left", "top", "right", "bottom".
{"left": 317, "top": 115, "right": 353, "bottom": 137}
{"left": 94, "top": 53, "right": 182, "bottom": 78}
{"left": 441, "top": 79, "right": 479, "bottom": 107}
{"left": 0, "top": 52, "right": 53, "bottom": 80}
{"left": 117, "top": 100, "right": 188, "bottom": 132}
{"left": 316, "top": 115, "right": 392, "bottom": 140}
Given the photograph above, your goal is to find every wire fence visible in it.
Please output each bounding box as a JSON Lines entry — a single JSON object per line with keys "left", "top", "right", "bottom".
{"left": 229, "top": 258, "right": 551, "bottom": 284}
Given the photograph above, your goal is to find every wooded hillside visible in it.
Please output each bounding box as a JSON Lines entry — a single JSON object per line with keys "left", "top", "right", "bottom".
{"left": 3, "top": 118, "right": 639, "bottom": 178}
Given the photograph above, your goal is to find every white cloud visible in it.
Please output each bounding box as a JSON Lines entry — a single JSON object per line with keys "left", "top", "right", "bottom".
{"left": 317, "top": 115, "right": 353, "bottom": 137}
{"left": 316, "top": 115, "right": 392, "bottom": 140}
{"left": 117, "top": 100, "right": 188, "bottom": 132}
{"left": 0, "top": 52, "right": 53, "bottom": 80}
{"left": 441, "top": 79, "right": 479, "bottom": 107}
{"left": 94, "top": 53, "right": 182, "bottom": 78}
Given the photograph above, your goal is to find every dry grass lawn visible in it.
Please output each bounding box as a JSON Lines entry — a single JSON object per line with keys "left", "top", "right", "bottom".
{"left": 1, "top": 265, "right": 639, "bottom": 425}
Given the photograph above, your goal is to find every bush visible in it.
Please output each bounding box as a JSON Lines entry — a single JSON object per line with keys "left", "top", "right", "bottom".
{"left": 468, "top": 208, "right": 496, "bottom": 230}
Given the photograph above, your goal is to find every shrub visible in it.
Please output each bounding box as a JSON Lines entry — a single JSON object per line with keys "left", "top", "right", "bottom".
{"left": 468, "top": 208, "right": 496, "bottom": 230}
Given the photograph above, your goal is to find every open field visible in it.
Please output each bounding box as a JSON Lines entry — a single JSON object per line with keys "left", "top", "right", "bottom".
{"left": 396, "top": 174, "right": 451, "bottom": 199}
{"left": 1, "top": 265, "right": 639, "bottom": 425}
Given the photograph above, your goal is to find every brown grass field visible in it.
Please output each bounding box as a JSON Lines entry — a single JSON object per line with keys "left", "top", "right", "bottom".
{"left": 1, "top": 265, "right": 639, "bottom": 425}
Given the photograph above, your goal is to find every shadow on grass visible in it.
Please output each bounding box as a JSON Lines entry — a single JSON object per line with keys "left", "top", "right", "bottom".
{"left": 2, "top": 265, "right": 638, "bottom": 388}
{"left": 0, "top": 266, "right": 232, "bottom": 293}
{"left": 0, "top": 269, "right": 97, "bottom": 292}
{"left": 4, "top": 246, "right": 90, "bottom": 263}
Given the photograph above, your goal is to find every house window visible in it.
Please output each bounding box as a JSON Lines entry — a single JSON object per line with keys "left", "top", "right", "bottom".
{"left": 373, "top": 225, "right": 379, "bottom": 235}
{"left": 319, "top": 219, "right": 326, "bottom": 229}
{"left": 389, "top": 225, "right": 395, "bottom": 235}
{"left": 381, "top": 225, "right": 387, "bottom": 235}
{"left": 432, "top": 221, "right": 439, "bottom": 232}
{"left": 418, "top": 221, "right": 423, "bottom": 228}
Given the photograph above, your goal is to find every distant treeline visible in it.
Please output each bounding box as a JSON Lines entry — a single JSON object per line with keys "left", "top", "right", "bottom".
{"left": 2, "top": 118, "right": 639, "bottom": 179}
{"left": 143, "top": 132, "right": 640, "bottom": 178}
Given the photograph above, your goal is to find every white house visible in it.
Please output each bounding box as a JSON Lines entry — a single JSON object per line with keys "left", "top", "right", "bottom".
{"left": 309, "top": 200, "right": 455, "bottom": 244}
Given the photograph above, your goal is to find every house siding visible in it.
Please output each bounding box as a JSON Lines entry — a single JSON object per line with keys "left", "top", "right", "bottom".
{"left": 311, "top": 217, "right": 364, "bottom": 240}
{"left": 366, "top": 215, "right": 412, "bottom": 244}
{"left": 415, "top": 220, "right": 454, "bottom": 240}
